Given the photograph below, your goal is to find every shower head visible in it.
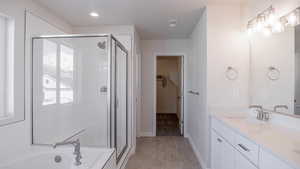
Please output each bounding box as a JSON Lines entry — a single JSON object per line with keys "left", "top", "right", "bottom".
{"left": 97, "top": 41, "right": 106, "bottom": 49}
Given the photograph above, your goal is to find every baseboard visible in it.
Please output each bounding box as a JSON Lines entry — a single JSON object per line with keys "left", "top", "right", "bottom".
{"left": 186, "top": 133, "right": 209, "bottom": 169}
{"left": 138, "top": 132, "right": 154, "bottom": 137}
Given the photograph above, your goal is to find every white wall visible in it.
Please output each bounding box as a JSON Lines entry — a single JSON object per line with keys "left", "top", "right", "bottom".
{"left": 140, "top": 39, "right": 189, "bottom": 136}
{"left": 133, "top": 29, "right": 141, "bottom": 151}
{"left": 207, "top": 4, "right": 249, "bottom": 112}
{"left": 73, "top": 25, "right": 135, "bottom": 36}
{"left": 0, "top": 0, "right": 71, "bottom": 163}
{"left": 186, "top": 4, "right": 249, "bottom": 169}
{"left": 186, "top": 8, "right": 208, "bottom": 169}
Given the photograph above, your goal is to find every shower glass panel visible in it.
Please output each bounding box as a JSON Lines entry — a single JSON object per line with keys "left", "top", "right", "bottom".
{"left": 32, "top": 35, "right": 128, "bottom": 152}
{"left": 114, "top": 39, "right": 128, "bottom": 162}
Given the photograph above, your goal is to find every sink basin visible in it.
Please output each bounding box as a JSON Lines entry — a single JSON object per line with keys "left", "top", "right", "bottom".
{"left": 221, "top": 112, "right": 267, "bottom": 125}
{"left": 245, "top": 116, "right": 267, "bottom": 124}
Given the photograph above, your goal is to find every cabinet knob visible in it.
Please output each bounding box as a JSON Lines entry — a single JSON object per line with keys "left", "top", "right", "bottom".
{"left": 217, "top": 138, "right": 223, "bottom": 143}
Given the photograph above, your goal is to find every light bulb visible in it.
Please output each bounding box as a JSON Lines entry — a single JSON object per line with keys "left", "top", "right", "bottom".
{"left": 272, "top": 21, "right": 284, "bottom": 33}
{"left": 255, "top": 22, "right": 263, "bottom": 32}
{"left": 247, "top": 28, "right": 253, "bottom": 36}
{"left": 287, "top": 13, "right": 297, "bottom": 26}
{"left": 267, "top": 13, "right": 276, "bottom": 25}
{"left": 263, "top": 27, "right": 272, "bottom": 37}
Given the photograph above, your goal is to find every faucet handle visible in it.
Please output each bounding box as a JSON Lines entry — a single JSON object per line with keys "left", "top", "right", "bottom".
{"left": 249, "top": 105, "right": 263, "bottom": 110}
{"left": 274, "top": 105, "right": 288, "bottom": 112}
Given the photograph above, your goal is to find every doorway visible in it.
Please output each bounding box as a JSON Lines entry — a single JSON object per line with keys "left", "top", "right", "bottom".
{"left": 155, "top": 56, "right": 184, "bottom": 136}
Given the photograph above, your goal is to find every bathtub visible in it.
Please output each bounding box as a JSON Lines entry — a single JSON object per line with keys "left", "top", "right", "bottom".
{"left": 0, "top": 146, "right": 115, "bottom": 169}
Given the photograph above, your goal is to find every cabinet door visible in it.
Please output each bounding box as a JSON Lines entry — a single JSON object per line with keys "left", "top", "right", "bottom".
{"left": 260, "top": 150, "right": 293, "bottom": 169}
{"left": 211, "top": 131, "right": 235, "bottom": 169}
{"left": 236, "top": 151, "right": 257, "bottom": 169}
{"left": 221, "top": 138, "right": 235, "bottom": 169}
{"left": 211, "top": 131, "right": 222, "bottom": 169}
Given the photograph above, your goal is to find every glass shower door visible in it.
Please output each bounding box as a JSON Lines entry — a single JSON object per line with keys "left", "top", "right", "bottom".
{"left": 114, "top": 39, "right": 128, "bottom": 162}
{"left": 32, "top": 36, "right": 111, "bottom": 147}
{"left": 32, "top": 35, "right": 129, "bottom": 163}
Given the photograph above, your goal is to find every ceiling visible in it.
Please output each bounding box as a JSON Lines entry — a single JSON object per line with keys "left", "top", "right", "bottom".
{"left": 32, "top": 0, "right": 241, "bottom": 39}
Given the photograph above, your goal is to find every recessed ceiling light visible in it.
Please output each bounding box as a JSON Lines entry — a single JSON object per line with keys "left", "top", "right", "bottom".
{"left": 169, "top": 19, "right": 177, "bottom": 28}
{"left": 89, "top": 12, "right": 99, "bottom": 17}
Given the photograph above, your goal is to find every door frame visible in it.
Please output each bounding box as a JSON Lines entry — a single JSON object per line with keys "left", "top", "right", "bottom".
{"left": 153, "top": 54, "right": 186, "bottom": 136}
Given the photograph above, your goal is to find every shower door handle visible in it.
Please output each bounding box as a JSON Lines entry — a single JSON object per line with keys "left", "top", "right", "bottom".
{"left": 100, "top": 86, "right": 107, "bottom": 93}
{"left": 116, "top": 98, "right": 119, "bottom": 108}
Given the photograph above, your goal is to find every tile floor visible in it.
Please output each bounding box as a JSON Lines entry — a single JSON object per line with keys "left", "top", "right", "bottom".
{"left": 156, "top": 114, "right": 181, "bottom": 136}
{"left": 125, "top": 136, "right": 202, "bottom": 169}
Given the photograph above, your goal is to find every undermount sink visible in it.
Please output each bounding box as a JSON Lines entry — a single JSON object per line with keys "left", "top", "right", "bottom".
{"left": 222, "top": 112, "right": 268, "bottom": 124}
{"left": 245, "top": 116, "right": 268, "bottom": 124}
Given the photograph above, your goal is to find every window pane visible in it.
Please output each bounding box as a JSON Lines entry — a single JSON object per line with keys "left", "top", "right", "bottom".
{"left": 60, "top": 44, "right": 74, "bottom": 104}
{"left": 0, "top": 15, "right": 14, "bottom": 118}
{"left": 43, "top": 40, "right": 57, "bottom": 105}
{"left": 0, "top": 16, "right": 6, "bottom": 117}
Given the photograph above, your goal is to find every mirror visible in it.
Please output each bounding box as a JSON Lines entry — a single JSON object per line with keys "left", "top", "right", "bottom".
{"left": 249, "top": 21, "right": 300, "bottom": 116}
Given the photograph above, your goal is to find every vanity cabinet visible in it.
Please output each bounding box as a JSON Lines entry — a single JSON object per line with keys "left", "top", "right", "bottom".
{"left": 235, "top": 151, "right": 257, "bottom": 169}
{"left": 211, "top": 131, "right": 235, "bottom": 169}
{"left": 211, "top": 117, "right": 295, "bottom": 169}
{"left": 211, "top": 130, "right": 257, "bottom": 169}
{"left": 259, "top": 150, "right": 293, "bottom": 169}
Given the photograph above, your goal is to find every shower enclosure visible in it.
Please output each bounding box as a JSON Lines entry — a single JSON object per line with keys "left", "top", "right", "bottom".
{"left": 31, "top": 34, "right": 128, "bottom": 162}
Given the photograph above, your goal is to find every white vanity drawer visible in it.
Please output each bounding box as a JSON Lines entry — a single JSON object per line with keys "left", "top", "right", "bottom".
{"left": 211, "top": 117, "right": 235, "bottom": 145}
{"left": 235, "top": 134, "right": 259, "bottom": 166}
{"left": 259, "top": 149, "right": 294, "bottom": 169}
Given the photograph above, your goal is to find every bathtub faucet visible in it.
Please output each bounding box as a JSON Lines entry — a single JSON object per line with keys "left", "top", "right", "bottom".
{"left": 53, "top": 139, "right": 82, "bottom": 166}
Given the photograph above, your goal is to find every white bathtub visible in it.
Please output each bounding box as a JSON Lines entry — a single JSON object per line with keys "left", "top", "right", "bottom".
{"left": 0, "top": 146, "right": 114, "bottom": 169}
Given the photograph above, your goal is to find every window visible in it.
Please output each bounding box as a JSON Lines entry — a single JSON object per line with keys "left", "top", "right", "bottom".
{"left": 42, "top": 40, "right": 57, "bottom": 105}
{"left": 60, "top": 45, "right": 74, "bottom": 104}
{"left": 0, "top": 14, "right": 14, "bottom": 119}
{"left": 42, "top": 40, "right": 74, "bottom": 105}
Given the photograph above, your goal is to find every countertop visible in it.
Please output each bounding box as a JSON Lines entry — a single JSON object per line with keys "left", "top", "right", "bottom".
{"left": 212, "top": 112, "right": 300, "bottom": 169}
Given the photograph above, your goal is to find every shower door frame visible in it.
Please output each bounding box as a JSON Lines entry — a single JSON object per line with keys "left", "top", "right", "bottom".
{"left": 30, "top": 34, "right": 129, "bottom": 161}
{"left": 111, "top": 36, "right": 129, "bottom": 164}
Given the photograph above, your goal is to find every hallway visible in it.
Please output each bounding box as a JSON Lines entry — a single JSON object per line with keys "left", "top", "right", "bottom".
{"left": 125, "top": 137, "right": 201, "bottom": 169}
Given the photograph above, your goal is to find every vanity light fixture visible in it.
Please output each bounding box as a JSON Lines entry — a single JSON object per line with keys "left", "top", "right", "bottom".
{"left": 282, "top": 8, "right": 300, "bottom": 26}
{"left": 247, "top": 7, "right": 300, "bottom": 36}
{"left": 247, "top": 6, "right": 277, "bottom": 36}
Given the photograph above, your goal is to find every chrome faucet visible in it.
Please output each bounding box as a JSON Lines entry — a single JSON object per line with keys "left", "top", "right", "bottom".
{"left": 53, "top": 139, "right": 82, "bottom": 166}
{"left": 249, "top": 105, "right": 270, "bottom": 121}
{"left": 274, "top": 105, "right": 288, "bottom": 112}
{"left": 249, "top": 105, "right": 263, "bottom": 110}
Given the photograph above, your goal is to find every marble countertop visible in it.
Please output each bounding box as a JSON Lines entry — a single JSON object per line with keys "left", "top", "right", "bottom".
{"left": 212, "top": 112, "right": 300, "bottom": 169}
